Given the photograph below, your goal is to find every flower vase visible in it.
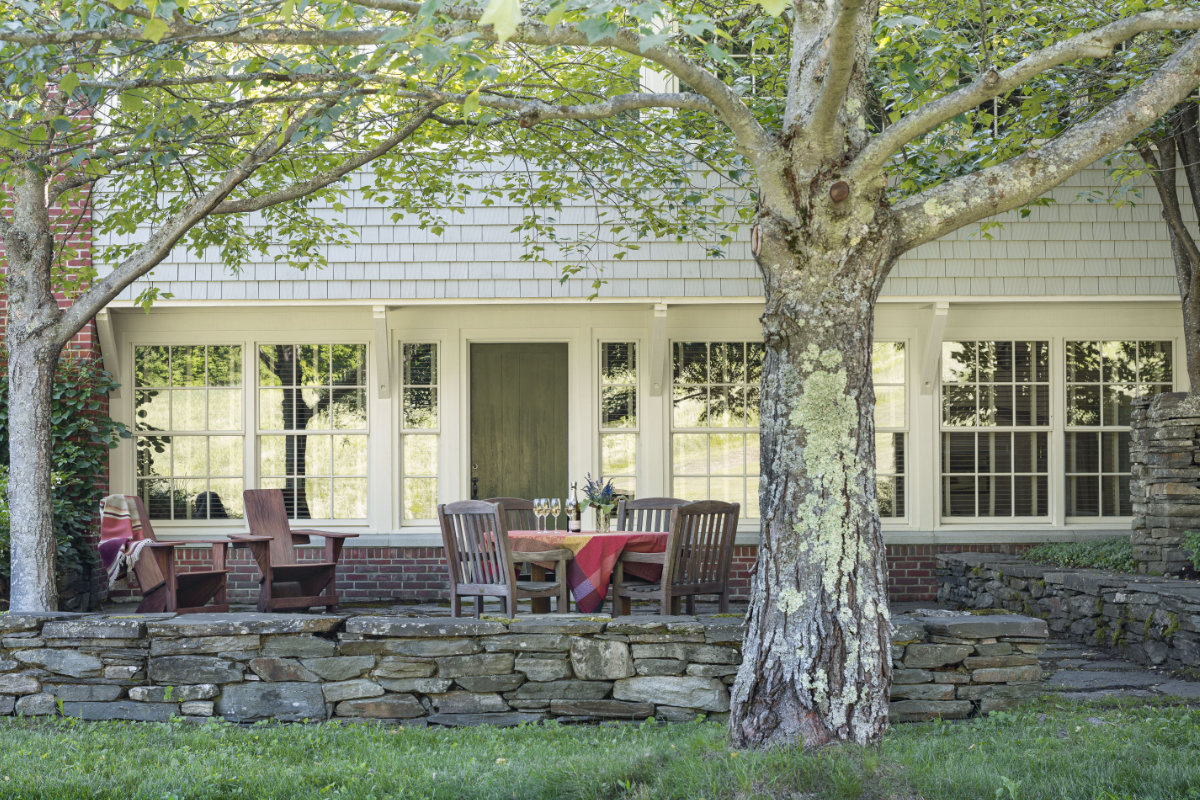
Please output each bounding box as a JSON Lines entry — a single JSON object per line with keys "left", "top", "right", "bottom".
{"left": 595, "top": 509, "right": 610, "bottom": 533}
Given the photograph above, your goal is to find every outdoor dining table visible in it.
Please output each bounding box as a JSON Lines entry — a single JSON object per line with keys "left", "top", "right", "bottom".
{"left": 508, "top": 529, "right": 668, "bottom": 613}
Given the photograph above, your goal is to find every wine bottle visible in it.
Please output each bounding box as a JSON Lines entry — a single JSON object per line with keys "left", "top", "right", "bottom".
{"left": 567, "top": 482, "right": 582, "bottom": 532}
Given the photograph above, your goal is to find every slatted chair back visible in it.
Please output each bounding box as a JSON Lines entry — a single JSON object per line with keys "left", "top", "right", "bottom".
{"left": 663, "top": 500, "right": 740, "bottom": 595}
{"left": 243, "top": 489, "right": 302, "bottom": 566}
{"left": 439, "top": 501, "right": 515, "bottom": 593}
{"left": 485, "top": 497, "right": 537, "bottom": 533}
{"left": 616, "top": 497, "right": 689, "bottom": 532}
{"left": 126, "top": 495, "right": 156, "bottom": 542}
{"left": 125, "top": 495, "right": 166, "bottom": 589}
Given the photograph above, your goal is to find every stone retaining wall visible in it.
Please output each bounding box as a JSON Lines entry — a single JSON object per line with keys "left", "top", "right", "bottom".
{"left": 1130, "top": 392, "right": 1200, "bottom": 575}
{"left": 0, "top": 610, "right": 1046, "bottom": 725}
{"left": 938, "top": 552, "right": 1200, "bottom": 671}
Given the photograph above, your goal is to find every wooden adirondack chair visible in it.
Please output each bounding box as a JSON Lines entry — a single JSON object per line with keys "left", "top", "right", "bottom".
{"left": 615, "top": 496, "right": 688, "bottom": 532}
{"left": 439, "top": 500, "right": 568, "bottom": 617}
{"left": 612, "top": 500, "right": 740, "bottom": 616}
{"left": 103, "top": 495, "right": 230, "bottom": 614}
{"left": 231, "top": 489, "right": 358, "bottom": 612}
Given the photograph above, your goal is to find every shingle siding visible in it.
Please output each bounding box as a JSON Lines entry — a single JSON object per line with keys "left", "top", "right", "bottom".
{"left": 96, "top": 164, "right": 1185, "bottom": 303}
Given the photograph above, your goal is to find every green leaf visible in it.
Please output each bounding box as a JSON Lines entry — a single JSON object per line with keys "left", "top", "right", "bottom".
{"left": 59, "top": 73, "right": 79, "bottom": 95}
{"left": 282, "top": 0, "right": 297, "bottom": 20}
{"left": 110, "top": 0, "right": 132, "bottom": 8}
{"left": 542, "top": 2, "right": 565, "bottom": 28}
{"left": 756, "top": 0, "right": 787, "bottom": 15}
{"left": 143, "top": 18, "right": 171, "bottom": 43}
{"left": 119, "top": 91, "right": 144, "bottom": 112}
{"left": 479, "top": 0, "right": 521, "bottom": 43}
{"left": 462, "top": 87, "right": 481, "bottom": 120}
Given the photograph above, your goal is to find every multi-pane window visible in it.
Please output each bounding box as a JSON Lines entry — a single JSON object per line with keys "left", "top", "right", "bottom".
{"left": 1065, "top": 341, "right": 1173, "bottom": 516}
{"left": 874, "top": 342, "right": 906, "bottom": 519}
{"left": 671, "top": 341, "right": 763, "bottom": 518}
{"left": 257, "top": 344, "right": 368, "bottom": 520}
{"left": 599, "top": 342, "right": 638, "bottom": 499}
{"left": 400, "top": 343, "right": 439, "bottom": 522}
{"left": 134, "top": 345, "right": 244, "bottom": 520}
{"left": 941, "top": 341, "right": 1050, "bottom": 518}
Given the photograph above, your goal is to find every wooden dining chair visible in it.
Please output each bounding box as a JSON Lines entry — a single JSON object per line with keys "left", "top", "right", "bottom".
{"left": 230, "top": 489, "right": 358, "bottom": 612}
{"left": 485, "top": 497, "right": 538, "bottom": 532}
{"left": 616, "top": 496, "right": 689, "bottom": 532}
{"left": 438, "top": 500, "right": 569, "bottom": 617}
{"left": 612, "top": 500, "right": 740, "bottom": 616}
{"left": 484, "top": 496, "right": 573, "bottom": 607}
{"left": 102, "top": 495, "right": 230, "bottom": 614}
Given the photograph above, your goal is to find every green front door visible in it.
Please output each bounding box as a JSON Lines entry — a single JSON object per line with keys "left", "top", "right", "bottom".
{"left": 470, "top": 343, "right": 569, "bottom": 503}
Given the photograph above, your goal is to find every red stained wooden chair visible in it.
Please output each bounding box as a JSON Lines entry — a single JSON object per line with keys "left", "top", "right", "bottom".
{"left": 439, "top": 500, "right": 568, "bottom": 617}
{"left": 231, "top": 489, "right": 358, "bottom": 612}
{"left": 109, "top": 495, "right": 230, "bottom": 614}
{"left": 612, "top": 500, "right": 740, "bottom": 616}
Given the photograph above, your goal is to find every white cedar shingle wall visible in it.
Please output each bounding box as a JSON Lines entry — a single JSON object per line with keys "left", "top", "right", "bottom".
{"left": 98, "top": 165, "right": 1187, "bottom": 303}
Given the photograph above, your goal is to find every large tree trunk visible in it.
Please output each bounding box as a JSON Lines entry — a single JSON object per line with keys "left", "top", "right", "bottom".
{"left": 5, "top": 168, "right": 64, "bottom": 612}
{"left": 729, "top": 203, "right": 894, "bottom": 748}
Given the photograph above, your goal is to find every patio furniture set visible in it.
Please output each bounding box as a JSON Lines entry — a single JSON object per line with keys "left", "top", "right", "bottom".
{"left": 99, "top": 491, "right": 741, "bottom": 618}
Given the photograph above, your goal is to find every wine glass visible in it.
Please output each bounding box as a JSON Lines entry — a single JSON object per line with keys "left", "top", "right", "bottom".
{"left": 550, "top": 498, "right": 562, "bottom": 531}
{"left": 534, "top": 498, "right": 547, "bottom": 531}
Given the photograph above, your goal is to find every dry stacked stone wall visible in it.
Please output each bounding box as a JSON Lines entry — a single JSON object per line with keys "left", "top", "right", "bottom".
{"left": 0, "top": 611, "right": 1045, "bottom": 725}
{"left": 1130, "top": 392, "right": 1200, "bottom": 575}
{"left": 938, "top": 552, "right": 1200, "bottom": 671}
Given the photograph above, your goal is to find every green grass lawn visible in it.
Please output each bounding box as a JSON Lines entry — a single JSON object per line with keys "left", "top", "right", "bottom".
{"left": 0, "top": 698, "right": 1195, "bottom": 800}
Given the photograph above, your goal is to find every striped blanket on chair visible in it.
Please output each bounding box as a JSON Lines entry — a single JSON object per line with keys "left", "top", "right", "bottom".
{"left": 98, "top": 494, "right": 156, "bottom": 591}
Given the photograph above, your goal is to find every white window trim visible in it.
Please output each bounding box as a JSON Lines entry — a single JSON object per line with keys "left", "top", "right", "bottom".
{"left": 1062, "top": 338, "right": 1176, "bottom": 523}
{"left": 932, "top": 322, "right": 1181, "bottom": 532}
{"left": 397, "top": 340, "right": 442, "bottom": 526}
{"left": 874, "top": 339, "right": 910, "bottom": 524}
{"left": 596, "top": 340, "right": 641, "bottom": 500}
{"left": 937, "top": 339, "right": 1053, "bottom": 522}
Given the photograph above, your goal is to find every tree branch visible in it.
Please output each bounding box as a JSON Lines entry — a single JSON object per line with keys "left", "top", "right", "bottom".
{"left": 423, "top": 88, "right": 717, "bottom": 124}
{"left": 806, "top": 0, "right": 866, "bottom": 152}
{"left": 1139, "top": 138, "right": 1200, "bottom": 275}
{"left": 1, "top": 8, "right": 772, "bottom": 156}
{"left": 891, "top": 32, "right": 1200, "bottom": 254}
{"left": 53, "top": 96, "right": 342, "bottom": 340}
{"left": 848, "top": 9, "right": 1200, "bottom": 184}
{"left": 1175, "top": 103, "right": 1200, "bottom": 217}
{"left": 212, "top": 102, "right": 440, "bottom": 214}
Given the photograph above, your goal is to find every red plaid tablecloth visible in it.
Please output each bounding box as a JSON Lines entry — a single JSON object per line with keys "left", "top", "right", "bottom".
{"left": 509, "top": 530, "right": 668, "bottom": 613}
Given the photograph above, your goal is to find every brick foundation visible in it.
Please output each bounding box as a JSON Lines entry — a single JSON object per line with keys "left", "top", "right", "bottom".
{"left": 109, "top": 541, "right": 1039, "bottom": 607}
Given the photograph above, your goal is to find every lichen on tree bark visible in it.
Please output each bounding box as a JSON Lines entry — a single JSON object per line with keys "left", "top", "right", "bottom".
{"left": 729, "top": 206, "right": 894, "bottom": 748}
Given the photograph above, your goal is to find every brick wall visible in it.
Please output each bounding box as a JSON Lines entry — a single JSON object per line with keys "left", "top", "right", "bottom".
{"left": 0, "top": 190, "right": 98, "bottom": 353}
{"left": 885, "top": 543, "right": 1036, "bottom": 603}
{"left": 113, "top": 541, "right": 1035, "bottom": 608}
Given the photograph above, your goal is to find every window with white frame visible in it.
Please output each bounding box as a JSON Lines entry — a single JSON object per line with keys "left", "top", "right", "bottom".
{"left": 134, "top": 345, "right": 244, "bottom": 520}
{"left": 671, "top": 341, "right": 763, "bottom": 517}
{"left": 941, "top": 341, "right": 1050, "bottom": 518}
{"left": 257, "top": 344, "right": 368, "bottom": 520}
{"left": 1065, "top": 340, "right": 1173, "bottom": 517}
{"left": 599, "top": 342, "right": 638, "bottom": 499}
{"left": 874, "top": 341, "right": 906, "bottom": 519}
{"left": 400, "top": 343, "right": 440, "bottom": 522}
